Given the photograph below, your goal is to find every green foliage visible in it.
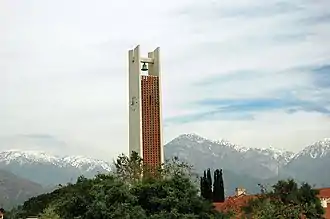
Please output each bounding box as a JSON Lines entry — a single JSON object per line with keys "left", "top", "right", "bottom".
{"left": 242, "top": 179, "right": 325, "bottom": 219}
{"left": 160, "top": 156, "right": 196, "bottom": 179}
{"left": 114, "top": 151, "right": 144, "bottom": 183}
{"left": 243, "top": 196, "right": 304, "bottom": 219}
{"left": 200, "top": 171, "right": 207, "bottom": 199}
{"left": 39, "top": 206, "right": 60, "bottom": 219}
{"left": 14, "top": 152, "right": 230, "bottom": 219}
{"left": 133, "top": 174, "right": 219, "bottom": 218}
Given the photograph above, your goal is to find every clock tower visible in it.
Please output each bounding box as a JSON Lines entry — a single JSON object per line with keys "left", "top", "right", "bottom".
{"left": 128, "top": 45, "right": 164, "bottom": 170}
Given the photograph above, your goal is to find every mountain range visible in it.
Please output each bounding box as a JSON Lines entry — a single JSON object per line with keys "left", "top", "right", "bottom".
{"left": 0, "top": 150, "right": 112, "bottom": 186}
{"left": 0, "top": 133, "right": 329, "bottom": 208}
{"left": 165, "top": 134, "right": 330, "bottom": 192}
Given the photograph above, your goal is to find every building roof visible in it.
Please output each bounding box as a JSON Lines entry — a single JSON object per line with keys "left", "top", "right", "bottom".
{"left": 214, "top": 194, "right": 257, "bottom": 217}
{"left": 317, "top": 187, "right": 330, "bottom": 198}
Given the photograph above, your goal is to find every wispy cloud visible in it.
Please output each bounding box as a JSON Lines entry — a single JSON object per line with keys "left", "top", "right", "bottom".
{"left": 312, "top": 65, "right": 330, "bottom": 88}
{"left": 165, "top": 97, "right": 330, "bottom": 125}
{"left": 183, "top": 64, "right": 330, "bottom": 121}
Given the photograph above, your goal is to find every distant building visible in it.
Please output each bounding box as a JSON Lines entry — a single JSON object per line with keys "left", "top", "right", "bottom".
{"left": 235, "top": 187, "right": 247, "bottom": 196}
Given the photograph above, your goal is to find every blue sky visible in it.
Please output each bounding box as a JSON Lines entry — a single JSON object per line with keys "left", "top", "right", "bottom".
{"left": 0, "top": 0, "right": 329, "bottom": 160}
{"left": 166, "top": 65, "right": 330, "bottom": 124}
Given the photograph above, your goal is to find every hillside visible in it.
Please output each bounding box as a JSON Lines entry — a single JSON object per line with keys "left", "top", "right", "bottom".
{"left": 0, "top": 168, "right": 44, "bottom": 209}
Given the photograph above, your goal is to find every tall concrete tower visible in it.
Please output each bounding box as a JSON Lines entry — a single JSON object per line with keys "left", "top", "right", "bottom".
{"left": 128, "top": 45, "right": 164, "bottom": 169}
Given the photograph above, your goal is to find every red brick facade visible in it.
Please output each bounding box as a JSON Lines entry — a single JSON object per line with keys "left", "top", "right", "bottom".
{"left": 141, "top": 75, "right": 161, "bottom": 170}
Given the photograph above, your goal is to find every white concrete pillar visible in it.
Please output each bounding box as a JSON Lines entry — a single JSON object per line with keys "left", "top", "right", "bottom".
{"left": 128, "top": 45, "right": 143, "bottom": 157}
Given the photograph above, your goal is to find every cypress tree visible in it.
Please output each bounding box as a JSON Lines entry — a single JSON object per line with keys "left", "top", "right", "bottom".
{"left": 219, "top": 169, "right": 225, "bottom": 202}
{"left": 206, "top": 168, "right": 213, "bottom": 200}
{"left": 213, "top": 169, "right": 218, "bottom": 202}
{"left": 200, "top": 171, "right": 208, "bottom": 199}
{"left": 213, "top": 169, "right": 222, "bottom": 202}
{"left": 200, "top": 176, "right": 204, "bottom": 198}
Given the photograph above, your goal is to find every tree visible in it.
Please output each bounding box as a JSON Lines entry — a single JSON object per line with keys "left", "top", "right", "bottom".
{"left": 132, "top": 174, "right": 228, "bottom": 218}
{"left": 219, "top": 169, "right": 225, "bottom": 202}
{"left": 298, "top": 182, "right": 324, "bottom": 218}
{"left": 54, "top": 176, "right": 95, "bottom": 219}
{"left": 213, "top": 169, "right": 225, "bottom": 202}
{"left": 85, "top": 174, "right": 147, "bottom": 219}
{"left": 115, "top": 153, "right": 196, "bottom": 182}
{"left": 114, "top": 151, "right": 143, "bottom": 183}
{"left": 213, "top": 169, "right": 219, "bottom": 202}
{"left": 200, "top": 170, "right": 211, "bottom": 201}
{"left": 200, "top": 176, "right": 205, "bottom": 199}
{"left": 160, "top": 156, "right": 196, "bottom": 179}
{"left": 39, "top": 206, "right": 60, "bottom": 219}
{"left": 243, "top": 197, "right": 302, "bottom": 219}
{"left": 206, "top": 169, "right": 213, "bottom": 200}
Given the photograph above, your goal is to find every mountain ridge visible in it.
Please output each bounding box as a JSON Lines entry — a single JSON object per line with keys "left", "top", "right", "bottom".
{"left": 0, "top": 150, "right": 112, "bottom": 186}
{"left": 165, "top": 133, "right": 330, "bottom": 186}
{"left": 172, "top": 133, "right": 330, "bottom": 163}
{"left": 290, "top": 138, "right": 330, "bottom": 160}
{"left": 0, "top": 149, "right": 112, "bottom": 171}
{"left": 172, "top": 133, "right": 295, "bottom": 163}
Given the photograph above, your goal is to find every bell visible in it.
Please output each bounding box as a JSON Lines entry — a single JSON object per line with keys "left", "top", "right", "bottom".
{"left": 141, "top": 62, "right": 148, "bottom": 71}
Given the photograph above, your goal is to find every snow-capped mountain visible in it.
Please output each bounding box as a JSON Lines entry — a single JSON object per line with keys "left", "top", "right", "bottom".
{"left": 291, "top": 138, "right": 330, "bottom": 160}
{"left": 169, "top": 133, "right": 294, "bottom": 163}
{"left": 283, "top": 138, "right": 330, "bottom": 187}
{"left": 0, "top": 150, "right": 112, "bottom": 186}
{"left": 0, "top": 150, "right": 60, "bottom": 164}
{"left": 62, "top": 155, "right": 111, "bottom": 171}
{"left": 180, "top": 133, "right": 250, "bottom": 152}
{"left": 0, "top": 150, "right": 111, "bottom": 171}
{"left": 165, "top": 133, "right": 295, "bottom": 180}
{"left": 249, "top": 147, "right": 295, "bottom": 164}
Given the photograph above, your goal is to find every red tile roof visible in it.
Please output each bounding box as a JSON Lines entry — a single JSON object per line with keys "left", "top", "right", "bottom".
{"left": 214, "top": 195, "right": 257, "bottom": 218}
{"left": 317, "top": 187, "right": 330, "bottom": 198}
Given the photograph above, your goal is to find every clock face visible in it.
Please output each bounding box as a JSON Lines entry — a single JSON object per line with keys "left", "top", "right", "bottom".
{"left": 130, "top": 96, "right": 138, "bottom": 111}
